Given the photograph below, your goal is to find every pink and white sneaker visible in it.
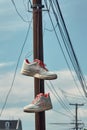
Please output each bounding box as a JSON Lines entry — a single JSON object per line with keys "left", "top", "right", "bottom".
{"left": 23, "top": 93, "right": 52, "bottom": 113}
{"left": 21, "top": 59, "right": 57, "bottom": 80}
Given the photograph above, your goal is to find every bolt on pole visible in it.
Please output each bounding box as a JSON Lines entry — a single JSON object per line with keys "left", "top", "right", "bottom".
{"left": 32, "top": 0, "right": 46, "bottom": 130}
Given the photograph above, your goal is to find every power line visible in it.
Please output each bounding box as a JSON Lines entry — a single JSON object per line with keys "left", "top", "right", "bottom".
{"left": 44, "top": 0, "right": 77, "bottom": 116}
{"left": 46, "top": 81, "right": 75, "bottom": 117}
{"left": 53, "top": 109, "right": 73, "bottom": 118}
{"left": 45, "top": 0, "right": 87, "bottom": 97}
{"left": 60, "top": 88, "right": 87, "bottom": 100}
{"left": 11, "top": 0, "right": 31, "bottom": 22}
{"left": 0, "top": 20, "right": 32, "bottom": 116}
{"left": 52, "top": 0, "right": 87, "bottom": 97}
{"left": 50, "top": 0, "right": 85, "bottom": 97}
{"left": 44, "top": 0, "right": 86, "bottom": 99}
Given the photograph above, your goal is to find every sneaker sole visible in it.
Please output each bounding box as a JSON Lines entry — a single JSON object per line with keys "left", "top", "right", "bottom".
{"left": 21, "top": 70, "right": 36, "bottom": 77}
{"left": 23, "top": 106, "right": 52, "bottom": 113}
{"left": 21, "top": 70, "right": 57, "bottom": 80}
{"left": 34, "top": 73, "right": 57, "bottom": 80}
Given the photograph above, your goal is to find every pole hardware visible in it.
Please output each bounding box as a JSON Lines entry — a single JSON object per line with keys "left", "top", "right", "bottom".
{"left": 31, "top": 4, "right": 44, "bottom": 9}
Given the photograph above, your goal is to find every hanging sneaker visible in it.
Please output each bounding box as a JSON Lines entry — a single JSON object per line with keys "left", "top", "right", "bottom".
{"left": 23, "top": 93, "right": 52, "bottom": 113}
{"left": 21, "top": 59, "right": 57, "bottom": 80}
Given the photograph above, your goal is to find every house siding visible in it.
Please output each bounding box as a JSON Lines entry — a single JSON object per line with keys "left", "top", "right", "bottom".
{"left": 0, "top": 119, "right": 22, "bottom": 130}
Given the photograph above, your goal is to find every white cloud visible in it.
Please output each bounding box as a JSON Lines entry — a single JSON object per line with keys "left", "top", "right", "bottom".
{"left": 0, "top": 62, "right": 15, "bottom": 68}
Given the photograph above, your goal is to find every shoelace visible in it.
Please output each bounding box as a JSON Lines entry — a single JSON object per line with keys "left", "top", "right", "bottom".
{"left": 32, "top": 93, "right": 44, "bottom": 104}
{"left": 32, "top": 93, "right": 50, "bottom": 104}
{"left": 44, "top": 93, "right": 50, "bottom": 98}
{"left": 34, "top": 59, "right": 48, "bottom": 71}
{"left": 25, "top": 59, "right": 48, "bottom": 71}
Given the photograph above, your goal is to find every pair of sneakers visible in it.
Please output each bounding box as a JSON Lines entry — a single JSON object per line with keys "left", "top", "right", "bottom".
{"left": 21, "top": 59, "right": 57, "bottom": 80}
{"left": 21, "top": 59, "right": 56, "bottom": 112}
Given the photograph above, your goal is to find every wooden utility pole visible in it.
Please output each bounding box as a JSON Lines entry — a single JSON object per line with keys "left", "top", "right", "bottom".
{"left": 32, "top": 0, "right": 45, "bottom": 130}
{"left": 70, "top": 103, "right": 84, "bottom": 130}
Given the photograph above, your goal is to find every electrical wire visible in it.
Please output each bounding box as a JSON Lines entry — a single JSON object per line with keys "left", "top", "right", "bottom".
{"left": 46, "top": 81, "right": 75, "bottom": 117}
{"left": 44, "top": 1, "right": 87, "bottom": 123}
{"left": 44, "top": 0, "right": 77, "bottom": 117}
{"left": 60, "top": 88, "right": 86, "bottom": 100}
{"left": 45, "top": 0, "right": 87, "bottom": 98}
{"left": 48, "top": 0, "right": 86, "bottom": 99}
{"left": 53, "top": 109, "right": 73, "bottom": 118}
{"left": 27, "top": 0, "right": 32, "bottom": 12}
{"left": 0, "top": 19, "right": 32, "bottom": 116}
{"left": 52, "top": 0, "right": 87, "bottom": 97}
{"left": 11, "top": 0, "right": 31, "bottom": 22}
{"left": 44, "top": 0, "right": 82, "bottom": 101}
{"left": 44, "top": 23, "right": 57, "bottom": 32}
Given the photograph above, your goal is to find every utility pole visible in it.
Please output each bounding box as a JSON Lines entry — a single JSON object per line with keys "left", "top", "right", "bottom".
{"left": 69, "top": 103, "right": 84, "bottom": 130}
{"left": 32, "top": 0, "right": 45, "bottom": 130}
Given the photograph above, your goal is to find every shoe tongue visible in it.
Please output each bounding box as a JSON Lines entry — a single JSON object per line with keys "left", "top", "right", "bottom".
{"left": 34, "top": 59, "right": 46, "bottom": 67}
{"left": 34, "top": 59, "right": 48, "bottom": 71}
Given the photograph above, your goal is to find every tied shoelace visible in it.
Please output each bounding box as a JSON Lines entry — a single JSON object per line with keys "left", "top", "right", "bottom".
{"left": 32, "top": 93, "right": 49, "bottom": 104}
{"left": 32, "top": 93, "right": 43, "bottom": 104}
{"left": 25, "top": 59, "right": 48, "bottom": 71}
{"left": 34, "top": 59, "right": 48, "bottom": 71}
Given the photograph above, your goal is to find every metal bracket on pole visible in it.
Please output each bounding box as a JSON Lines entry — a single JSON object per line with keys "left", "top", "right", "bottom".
{"left": 31, "top": 4, "right": 44, "bottom": 9}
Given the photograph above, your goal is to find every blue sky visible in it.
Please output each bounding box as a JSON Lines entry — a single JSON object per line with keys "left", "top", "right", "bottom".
{"left": 0, "top": 0, "right": 87, "bottom": 130}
